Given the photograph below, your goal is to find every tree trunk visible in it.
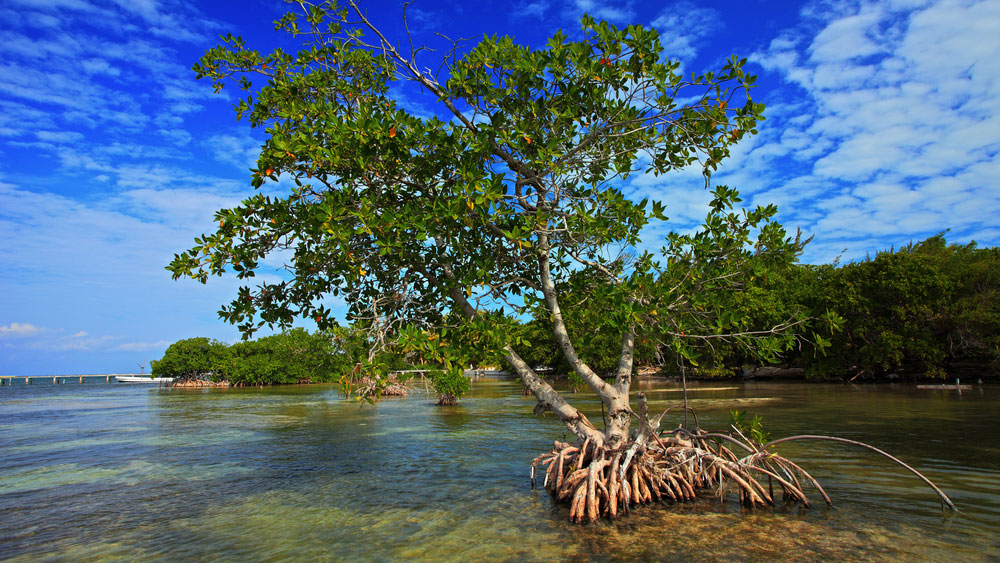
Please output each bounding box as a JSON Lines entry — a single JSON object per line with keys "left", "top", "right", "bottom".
{"left": 534, "top": 236, "right": 634, "bottom": 445}
{"left": 426, "top": 246, "right": 628, "bottom": 446}
{"left": 504, "top": 346, "right": 606, "bottom": 445}
{"left": 603, "top": 394, "right": 632, "bottom": 448}
{"left": 605, "top": 328, "right": 637, "bottom": 448}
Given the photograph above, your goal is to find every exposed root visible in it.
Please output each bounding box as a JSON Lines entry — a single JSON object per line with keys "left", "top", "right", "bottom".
{"left": 383, "top": 383, "right": 409, "bottom": 396}
{"left": 534, "top": 434, "right": 811, "bottom": 523}
{"left": 530, "top": 404, "right": 957, "bottom": 523}
{"left": 761, "top": 434, "right": 956, "bottom": 511}
{"left": 435, "top": 392, "right": 457, "bottom": 405}
{"left": 349, "top": 374, "right": 409, "bottom": 399}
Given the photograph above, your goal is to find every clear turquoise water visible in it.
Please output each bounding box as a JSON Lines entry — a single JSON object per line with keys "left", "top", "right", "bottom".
{"left": 1, "top": 379, "right": 997, "bottom": 561}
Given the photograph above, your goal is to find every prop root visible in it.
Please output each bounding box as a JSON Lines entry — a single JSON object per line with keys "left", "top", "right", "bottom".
{"left": 531, "top": 407, "right": 956, "bottom": 523}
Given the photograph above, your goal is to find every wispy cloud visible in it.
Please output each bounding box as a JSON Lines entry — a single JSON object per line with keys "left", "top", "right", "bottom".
{"left": 510, "top": 1, "right": 550, "bottom": 19}
{"left": 738, "top": 0, "right": 1000, "bottom": 262}
{"left": 0, "top": 0, "right": 223, "bottom": 166}
{"left": 0, "top": 322, "right": 42, "bottom": 338}
{"left": 206, "top": 132, "right": 265, "bottom": 171}
{"left": 0, "top": 321, "right": 176, "bottom": 354}
{"left": 651, "top": 2, "right": 721, "bottom": 63}
{"left": 563, "top": 0, "right": 635, "bottom": 24}
{"left": 622, "top": 0, "right": 999, "bottom": 265}
{"left": 116, "top": 339, "right": 171, "bottom": 351}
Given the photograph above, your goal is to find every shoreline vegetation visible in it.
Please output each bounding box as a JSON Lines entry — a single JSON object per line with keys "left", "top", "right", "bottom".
{"left": 153, "top": 235, "right": 999, "bottom": 393}
{"left": 161, "top": 370, "right": 996, "bottom": 386}
{"left": 155, "top": 362, "right": 996, "bottom": 392}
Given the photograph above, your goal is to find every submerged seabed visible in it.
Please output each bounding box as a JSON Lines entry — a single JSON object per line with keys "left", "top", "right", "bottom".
{"left": 1, "top": 379, "right": 998, "bottom": 561}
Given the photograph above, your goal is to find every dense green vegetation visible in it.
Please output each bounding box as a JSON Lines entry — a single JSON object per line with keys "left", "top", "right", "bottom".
{"left": 514, "top": 234, "right": 998, "bottom": 381}
{"left": 150, "top": 337, "right": 230, "bottom": 380}
{"left": 152, "top": 329, "right": 349, "bottom": 385}
{"left": 790, "top": 235, "right": 1000, "bottom": 379}
{"left": 155, "top": 235, "right": 998, "bottom": 386}
{"left": 150, "top": 326, "right": 460, "bottom": 392}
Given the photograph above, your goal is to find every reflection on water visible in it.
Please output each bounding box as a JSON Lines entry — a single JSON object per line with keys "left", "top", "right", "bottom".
{"left": 1, "top": 380, "right": 998, "bottom": 561}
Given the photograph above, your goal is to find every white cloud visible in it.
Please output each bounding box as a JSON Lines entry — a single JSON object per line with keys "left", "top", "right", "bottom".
{"left": 8, "top": 0, "right": 100, "bottom": 12}
{"left": 0, "top": 322, "right": 42, "bottom": 337}
{"left": 206, "top": 132, "right": 264, "bottom": 171}
{"left": 0, "top": 179, "right": 258, "bottom": 362}
{"left": 44, "top": 334, "right": 115, "bottom": 351}
{"left": 564, "top": 0, "right": 635, "bottom": 24}
{"left": 739, "top": 0, "right": 1000, "bottom": 262}
{"left": 81, "top": 57, "right": 121, "bottom": 76}
{"left": 36, "top": 130, "right": 85, "bottom": 143}
{"left": 651, "top": 2, "right": 720, "bottom": 63}
{"left": 808, "top": 10, "right": 886, "bottom": 62}
{"left": 511, "top": 1, "right": 550, "bottom": 18}
{"left": 116, "top": 339, "right": 171, "bottom": 351}
{"left": 114, "top": 184, "right": 244, "bottom": 229}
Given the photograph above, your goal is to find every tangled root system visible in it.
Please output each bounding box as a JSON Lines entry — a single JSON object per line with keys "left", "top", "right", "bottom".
{"left": 530, "top": 403, "right": 955, "bottom": 523}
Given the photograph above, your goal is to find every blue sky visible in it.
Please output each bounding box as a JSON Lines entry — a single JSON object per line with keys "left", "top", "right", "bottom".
{"left": 1, "top": 0, "right": 997, "bottom": 375}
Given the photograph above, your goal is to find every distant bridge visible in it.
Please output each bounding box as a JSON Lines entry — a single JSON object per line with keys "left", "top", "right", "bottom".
{"left": 0, "top": 373, "right": 147, "bottom": 385}
{"left": 2, "top": 369, "right": 517, "bottom": 387}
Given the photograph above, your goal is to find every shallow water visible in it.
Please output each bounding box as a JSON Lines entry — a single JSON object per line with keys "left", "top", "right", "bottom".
{"left": 1, "top": 379, "right": 997, "bottom": 561}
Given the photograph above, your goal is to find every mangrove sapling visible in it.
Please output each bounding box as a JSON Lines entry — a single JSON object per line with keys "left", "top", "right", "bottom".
{"left": 172, "top": 0, "right": 953, "bottom": 524}
{"left": 353, "top": 373, "right": 410, "bottom": 398}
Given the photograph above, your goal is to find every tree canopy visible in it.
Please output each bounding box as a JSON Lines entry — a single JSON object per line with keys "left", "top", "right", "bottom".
{"left": 169, "top": 1, "right": 829, "bottom": 446}
{"left": 790, "top": 235, "right": 1000, "bottom": 379}
{"left": 152, "top": 329, "right": 348, "bottom": 385}
{"left": 151, "top": 337, "right": 228, "bottom": 380}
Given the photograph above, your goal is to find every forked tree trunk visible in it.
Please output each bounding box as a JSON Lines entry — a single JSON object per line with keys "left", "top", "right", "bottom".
{"left": 532, "top": 237, "right": 636, "bottom": 447}
{"left": 430, "top": 239, "right": 634, "bottom": 446}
